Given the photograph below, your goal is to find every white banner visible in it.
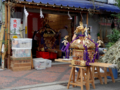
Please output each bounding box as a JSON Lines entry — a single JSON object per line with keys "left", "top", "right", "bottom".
{"left": 10, "top": 18, "right": 21, "bottom": 34}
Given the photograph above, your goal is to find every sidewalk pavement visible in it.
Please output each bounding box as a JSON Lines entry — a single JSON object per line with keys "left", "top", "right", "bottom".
{"left": 21, "top": 78, "right": 120, "bottom": 90}
{"left": 0, "top": 62, "right": 120, "bottom": 90}
{"left": 23, "top": 78, "right": 120, "bottom": 90}
{"left": 1, "top": 76, "right": 120, "bottom": 90}
{"left": 0, "top": 64, "right": 70, "bottom": 89}
{"left": 22, "top": 81, "right": 120, "bottom": 90}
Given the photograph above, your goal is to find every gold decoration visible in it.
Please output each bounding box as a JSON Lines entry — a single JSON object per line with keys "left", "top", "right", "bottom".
{"left": 80, "top": 61, "right": 86, "bottom": 67}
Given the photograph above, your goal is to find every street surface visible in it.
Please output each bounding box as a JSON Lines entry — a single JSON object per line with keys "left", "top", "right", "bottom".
{"left": 22, "top": 80, "right": 120, "bottom": 90}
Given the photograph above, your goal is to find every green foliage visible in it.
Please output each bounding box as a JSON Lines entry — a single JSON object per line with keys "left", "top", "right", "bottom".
{"left": 111, "top": 0, "right": 120, "bottom": 18}
{"left": 97, "top": 33, "right": 100, "bottom": 36}
{"left": 107, "top": 29, "right": 120, "bottom": 43}
{"left": 106, "top": 0, "right": 120, "bottom": 48}
{"left": 115, "top": 0, "right": 120, "bottom": 8}
{"left": 107, "top": 29, "right": 120, "bottom": 48}
{"left": 106, "top": 42, "right": 115, "bottom": 48}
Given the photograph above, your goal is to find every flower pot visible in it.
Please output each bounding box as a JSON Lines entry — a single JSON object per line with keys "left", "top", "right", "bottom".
{"left": 107, "top": 68, "right": 118, "bottom": 79}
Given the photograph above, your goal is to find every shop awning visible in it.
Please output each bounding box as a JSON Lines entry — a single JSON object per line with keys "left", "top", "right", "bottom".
{"left": 22, "top": 0, "right": 120, "bottom": 13}
{"left": 3, "top": 0, "right": 120, "bottom": 13}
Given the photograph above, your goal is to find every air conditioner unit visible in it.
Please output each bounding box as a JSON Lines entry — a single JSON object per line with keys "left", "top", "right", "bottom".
{"left": 108, "top": 0, "right": 117, "bottom": 4}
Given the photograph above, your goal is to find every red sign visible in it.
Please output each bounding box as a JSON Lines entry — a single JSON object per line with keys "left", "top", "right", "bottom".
{"left": 13, "top": 24, "right": 17, "bottom": 28}
{"left": 13, "top": 19, "right": 17, "bottom": 23}
{"left": 13, "top": 19, "right": 17, "bottom": 28}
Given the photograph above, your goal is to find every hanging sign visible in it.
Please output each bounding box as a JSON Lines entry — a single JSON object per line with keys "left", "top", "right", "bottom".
{"left": 10, "top": 18, "right": 21, "bottom": 34}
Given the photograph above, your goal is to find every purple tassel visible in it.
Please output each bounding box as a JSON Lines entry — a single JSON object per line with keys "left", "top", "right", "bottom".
{"left": 96, "top": 52, "right": 99, "bottom": 60}
{"left": 61, "top": 45, "right": 65, "bottom": 52}
{"left": 86, "top": 51, "right": 89, "bottom": 61}
{"left": 61, "top": 43, "right": 70, "bottom": 59}
{"left": 65, "top": 49, "right": 70, "bottom": 59}
{"left": 92, "top": 54, "right": 96, "bottom": 62}
{"left": 95, "top": 43, "right": 99, "bottom": 60}
{"left": 83, "top": 50, "right": 86, "bottom": 60}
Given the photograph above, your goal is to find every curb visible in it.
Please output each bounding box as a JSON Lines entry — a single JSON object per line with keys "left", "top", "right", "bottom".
{"left": 1, "top": 81, "right": 68, "bottom": 90}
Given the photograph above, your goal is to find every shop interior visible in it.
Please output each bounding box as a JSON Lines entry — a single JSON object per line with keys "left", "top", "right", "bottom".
{"left": 11, "top": 7, "right": 76, "bottom": 61}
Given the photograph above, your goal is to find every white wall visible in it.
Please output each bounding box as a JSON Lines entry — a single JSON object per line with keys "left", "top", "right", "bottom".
{"left": 88, "top": 15, "right": 100, "bottom": 42}
{"left": 108, "top": 0, "right": 116, "bottom": 4}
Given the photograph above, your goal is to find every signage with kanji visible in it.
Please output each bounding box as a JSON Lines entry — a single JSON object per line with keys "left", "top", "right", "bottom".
{"left": 10, "top": 18, "right": 21, "bottom": 34}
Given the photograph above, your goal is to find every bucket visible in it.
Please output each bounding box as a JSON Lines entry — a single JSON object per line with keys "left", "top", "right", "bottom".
{"left": 107, "top": 68, "right": 118, "bottom": 79}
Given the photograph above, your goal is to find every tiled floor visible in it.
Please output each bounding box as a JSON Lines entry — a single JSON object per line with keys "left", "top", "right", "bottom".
{"left": 0, "top": 64, "right": 71, "bottom": 89}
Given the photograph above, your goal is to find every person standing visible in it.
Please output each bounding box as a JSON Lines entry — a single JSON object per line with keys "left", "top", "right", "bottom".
{"left": 58, "top": 26, "right": 68, "bottom": 57}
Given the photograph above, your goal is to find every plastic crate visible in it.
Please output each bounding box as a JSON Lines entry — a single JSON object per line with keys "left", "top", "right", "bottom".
{"left": 33, "top": 58, "right": 46, "bottom": 70}
{"left": 12, "top": 49, "right": 31, "bottom": 57}
{"left": 42, "top": 52, "right": 49, "bottom": 59}
{"left": 49, "top": 52, "right": 57, "bottom": 59}
{"left": 45, "top": 59, "right": 52, "bottom": 68}
{"left": 12, "top": 38, "right": 32, "bottom": 49}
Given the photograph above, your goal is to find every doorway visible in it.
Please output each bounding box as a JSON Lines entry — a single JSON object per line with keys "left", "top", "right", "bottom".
{"left": 28, "top": 12, "right": 43, "bottom": 38}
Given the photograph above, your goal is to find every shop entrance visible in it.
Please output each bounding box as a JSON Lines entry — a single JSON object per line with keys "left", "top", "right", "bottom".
{"left": 28, "top": 12, "right": 43, "bottom": 38}
{"left": 28, "top": 13, "right": 73, "bottom": 59}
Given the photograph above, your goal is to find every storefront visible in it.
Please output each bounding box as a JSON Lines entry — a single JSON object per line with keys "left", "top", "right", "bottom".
{"left": 1, "top": 0, "right": 120, "bottom": 70}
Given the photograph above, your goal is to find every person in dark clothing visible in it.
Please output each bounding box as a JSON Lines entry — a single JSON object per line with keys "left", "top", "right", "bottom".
{"left": 32, "top": 31, "right": 38, "bottom": 58}
{"left": 57, "top": 26, "right": 68, "bottom": 58}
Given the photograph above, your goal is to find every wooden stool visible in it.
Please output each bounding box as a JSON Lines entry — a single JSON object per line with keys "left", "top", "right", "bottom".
{"left": 93, "top": 66, "right": 115, "bottom": 84}
{"left": 67, "top": 65, "right": 95, "bottom": 90}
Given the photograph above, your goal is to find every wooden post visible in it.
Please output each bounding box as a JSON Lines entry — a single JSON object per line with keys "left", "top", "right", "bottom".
{"left": 7, "top": 3, "right": 10, "bottom": 69}
{"left": 80, "top": 12, "right": 82, "bottom": 22}
{"left": 2, "top": 51, "right": 6, "bottom": 69}
{"left": 5, "top": 4, "right": 8, "bottom": 42}
{"left": 5, "top": 4, "right": 8, "bottom": 69}
{"left": 86, "top": 12, "right": 88, "bottom": 26}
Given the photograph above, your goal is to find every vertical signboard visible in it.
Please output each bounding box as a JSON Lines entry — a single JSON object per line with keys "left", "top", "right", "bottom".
{"left": 10, "top": 18, "right": 21, "bottom": 34}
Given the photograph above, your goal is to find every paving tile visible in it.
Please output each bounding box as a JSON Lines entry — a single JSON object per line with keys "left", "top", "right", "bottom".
{"left": 0, "top": 70, "right": 32, "bottom": 77}
{"left": 0, "top": 64, "right": 70, "bottom": 89}
{"left": 11, "top": 79, "right": 39, "bottom": 88}
{"left": 59, "top": 75, "right": 70, "bottom": 81}
{"left": 0, "top": 76, "right": 16, "bottom": 89}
